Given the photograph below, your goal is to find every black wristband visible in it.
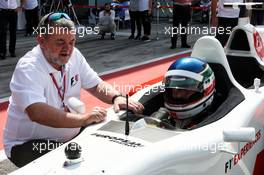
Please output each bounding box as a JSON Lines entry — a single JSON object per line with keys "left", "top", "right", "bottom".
{"left": 111, "top": 94, "right": 124, "bottom": 104}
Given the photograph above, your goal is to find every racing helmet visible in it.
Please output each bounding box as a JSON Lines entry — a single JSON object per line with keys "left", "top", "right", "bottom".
{"left": 163, "top": 57, "right": 215, "bottom": 119}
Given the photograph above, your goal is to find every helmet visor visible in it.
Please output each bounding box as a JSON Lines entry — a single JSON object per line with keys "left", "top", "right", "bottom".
{"left": 164, "top": 88, "right": 203, "bottom": 105}
{"left": 164, "top": 76, "right": 202, "bottom": 92}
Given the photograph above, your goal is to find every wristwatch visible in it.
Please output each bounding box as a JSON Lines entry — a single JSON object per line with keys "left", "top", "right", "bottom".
{"left": 111, "top": 94, "right": 125, "bottom": 104}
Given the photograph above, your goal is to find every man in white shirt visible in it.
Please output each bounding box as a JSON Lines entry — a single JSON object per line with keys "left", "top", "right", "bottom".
{"left": 4, "top": 12, "right": 144, "bottom": 167}
{"left": 20, "top": 0, "right": 39, "bottom": 36}
{"left": 98, "top": 3, "right": 116, "bottom": 40}
{"left": 0, "top": 0, "right": 22, "bottom": 59}
{"left": 211, "top": 0, "right": 243, "bottom": 46}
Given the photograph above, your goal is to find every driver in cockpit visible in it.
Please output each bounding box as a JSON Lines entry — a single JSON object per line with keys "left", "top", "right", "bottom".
{"left": 152, "top": 57, "right": 216, "bottom": 129}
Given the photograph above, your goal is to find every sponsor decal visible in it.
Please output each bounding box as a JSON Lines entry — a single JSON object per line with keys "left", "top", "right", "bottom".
{"left": 253, "top": 30, "right": 264, "bottom": 60}
{"left": 91, "top": 133, "right": 144, "bottom": 147}
{"left": 253, "top": 149, "right": 264, "bottom": 175}
{"left": 224, "top": 129, "right": 261, "bottom": 173}
{"left": 71, "top": 74, "right": 79, "bottom": 87}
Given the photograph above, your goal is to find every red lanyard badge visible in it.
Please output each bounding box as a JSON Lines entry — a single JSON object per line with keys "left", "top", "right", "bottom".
{"left": 49, "top": 67, "right": 68, "bottom": 111}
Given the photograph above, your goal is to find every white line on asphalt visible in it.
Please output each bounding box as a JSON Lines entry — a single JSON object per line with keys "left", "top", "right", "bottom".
{"left": 0, "top": 97, "right": 9, "bottom": 103}
{"left": 0, "top": 150, "right": 7, "bottom": 162}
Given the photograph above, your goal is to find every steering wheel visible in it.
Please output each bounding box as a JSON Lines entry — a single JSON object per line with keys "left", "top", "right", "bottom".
{"left": 143, "top": 117, "right": 176, "bottom": 130}
{"left": 119, "top": 110, "right": 176, "bottom": 130}
{"left": 119, "top": 110, "right": 147, "bottom": 122}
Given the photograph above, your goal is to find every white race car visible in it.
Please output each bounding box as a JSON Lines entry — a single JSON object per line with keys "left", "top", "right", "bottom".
{"left": 11, "top": 10, "right": 264, "bottom": 175}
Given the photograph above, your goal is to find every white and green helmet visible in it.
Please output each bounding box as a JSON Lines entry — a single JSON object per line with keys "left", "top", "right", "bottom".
{"left": 163, "top": 57, "right": 215, "bottom": 119}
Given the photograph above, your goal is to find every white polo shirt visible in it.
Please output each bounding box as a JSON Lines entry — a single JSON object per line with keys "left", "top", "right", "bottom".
{"left": 4, "top": 45, "right": 102, "bottom": 158}
{"left": 99, "top": 10, "right": 115, "bottom": 20}
{"left": 138, "top": 0, "right": 150, "bottom": 11}
{"left": 23, "top": 0, "right": 38, "bottom": 10}
{"left": 0, "top": 0, "right": 18, "bottom": 9}
{"left": 129, "top": 0, "right": 140, "bottom": 11}
{"left": 217, "top": 0, "right": 243, "bottom": 18}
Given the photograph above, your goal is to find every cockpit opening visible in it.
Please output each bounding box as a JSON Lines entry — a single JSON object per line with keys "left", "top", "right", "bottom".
{"left": 229, "top": 29, "right": 250, "bottom": 51}
{"left": 119, "top": 63, "right": 245, "bottom": 129}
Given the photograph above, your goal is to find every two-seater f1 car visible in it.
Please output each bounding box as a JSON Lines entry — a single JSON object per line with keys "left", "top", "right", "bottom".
{"left": 11, "top": 13, "right": 264, "bottom": 175}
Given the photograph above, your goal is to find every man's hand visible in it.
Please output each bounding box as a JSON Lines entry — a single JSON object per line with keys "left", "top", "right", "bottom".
{"left": 81, "top": 106, "right": 107, "bottom": 126}
{"left": 113, "top": 96, "right": 144, "bottom": 114}
{"left": 26, "top": 103, "right": 106, "bottom": 128}
{"left": 15, "top": 7, "right": 23, "bottom": 12}
{"left": 148, "top": 9, "right": 152, "bottom": 16}
{"left": 88, "top": 81, "right": 144, "bottom": 114}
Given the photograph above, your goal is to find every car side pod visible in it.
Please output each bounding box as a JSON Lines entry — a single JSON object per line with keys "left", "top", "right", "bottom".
{"left": 220, "top": 127, "right": 256, "bottom": 154}
{"left": 223, "top": 127, "right": 256, "bottom": 142}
